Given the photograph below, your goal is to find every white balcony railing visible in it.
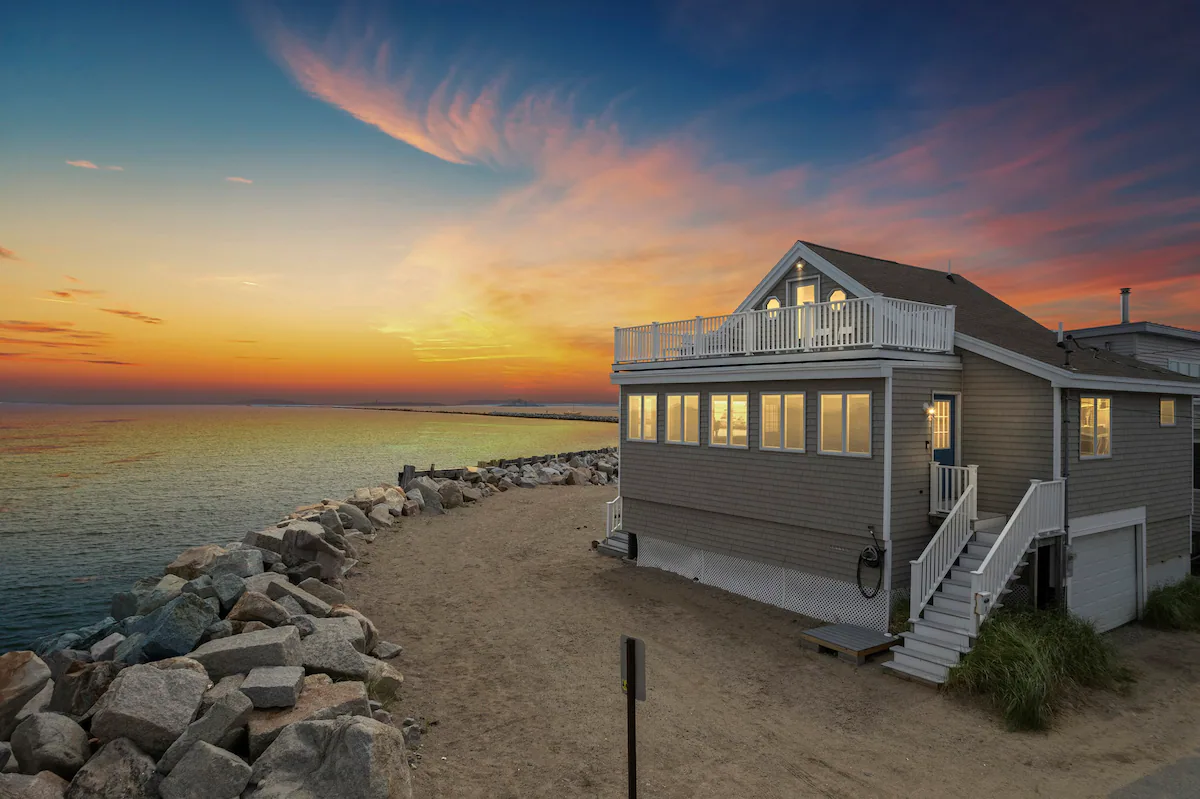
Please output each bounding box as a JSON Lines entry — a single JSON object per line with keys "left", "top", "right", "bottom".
{"left": 614, "top": 295, "right": 955, "bottom": 363}
{"left": 969, "top": 479, "right": 1065, "bottom": 635}
{"left": 930, "top": 463, "right": 978, "bottom": 518}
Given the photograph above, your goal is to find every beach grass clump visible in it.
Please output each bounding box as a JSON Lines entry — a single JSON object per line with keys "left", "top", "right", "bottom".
{"left": 1142, "top": 574, "right": 1200, "bottom": 631}
{"left": 947, "top": 609, "right": 1132, "bottom": 731}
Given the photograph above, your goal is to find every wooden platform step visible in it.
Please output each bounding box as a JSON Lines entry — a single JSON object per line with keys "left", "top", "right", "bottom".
{"left": 798, "top": 623, "right": 899, "bottom": 666}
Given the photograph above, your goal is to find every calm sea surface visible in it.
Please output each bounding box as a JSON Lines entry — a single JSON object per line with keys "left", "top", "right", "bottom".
{"left": 0, "top": 404, "right": 616, "bottom": 651}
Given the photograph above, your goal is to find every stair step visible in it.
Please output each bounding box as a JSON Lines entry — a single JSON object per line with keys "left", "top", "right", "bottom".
{"left": 902, "top": 630, "right": 971, "bottom": 655}
{"left": 957, "top": 555, "right": 983, "bottom": 570}
{"left": 939, "top": 580, "right": 970, "bottom": 599}
{"left": 973, "top": 513, "right": 1008, "bottom": 533}
{"left": 922, "top": 607, "right": 972, "bottom": 631}
{"left": 596, "top": 540, "right": 629, "bottom": 558}
{"left": 931, "top": 595, "right": 971, "bottom": 615}
{"left": 898, "top": 634, "right": 966, "bottom": 661}
{"left": 882, "top": 659, "right": 945, "bottom": 687}
{"left": 894, "top": 643, "right": 959, "bottom": 669}
{"left": 974, "top": 531, "right": 999, "bottom": 546}
{"left": 966, "top": 543, "right": 991, "bottom": 558}
{"left": 950, "top": 567, "right": 976, "bottom": 583}
{"left": 912, "top": 619, "right": 973, "bottom": 649}
{"left": 891, "top": 650, "right": 951, "bottom": 682}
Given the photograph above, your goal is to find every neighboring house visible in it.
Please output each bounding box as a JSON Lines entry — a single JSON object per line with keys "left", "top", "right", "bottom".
{"left": 1068, "top": 291, "right": 1200, "bottom": 561}
{"left": 603, "top": 241, "right": 1200, "bottom": 685}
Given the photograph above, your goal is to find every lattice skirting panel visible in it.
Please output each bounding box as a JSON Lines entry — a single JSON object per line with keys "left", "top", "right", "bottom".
{"left": 637, "top": 536, "right": 891, "bottom": 631}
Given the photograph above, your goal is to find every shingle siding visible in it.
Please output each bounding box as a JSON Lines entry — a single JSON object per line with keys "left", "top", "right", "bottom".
{"left": 620, "top": 379, "right": 884, "bottom": 583}
{"left": 1067, "top": 391, "right": 1193, "bottom": 564}
{"left": 958, "top": 351, "right": 1055, "bottom": 515}
{"left": 889, "top": 367, "right": 964, "bottom": 586}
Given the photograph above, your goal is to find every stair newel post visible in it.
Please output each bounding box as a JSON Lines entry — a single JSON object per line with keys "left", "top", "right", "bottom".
{"left": 743, "top": 312, "right": 754, "bottom": 355}
{"left": 945, "top": 304, "right": 957, "bottom": 352}
{"left": 967, "top": 464, "right": 979, "bottom": 521}
{"left": 694, "top": 316, "right": 704, "bottom": 357}
{"left": 651, "top": 322, "right": 660, "bottom": 361}
{"left": 909, "top": 560, "right": 922, "bottom": 622}
{"left": 929, "top": 461, "right": 938, "bottom": 515}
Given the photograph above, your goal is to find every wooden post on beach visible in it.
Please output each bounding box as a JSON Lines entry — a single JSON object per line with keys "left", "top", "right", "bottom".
{"left": 399, "top": 465, "right": 415, "bottom": 489}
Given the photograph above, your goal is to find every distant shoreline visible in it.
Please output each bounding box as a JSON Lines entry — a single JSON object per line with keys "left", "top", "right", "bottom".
{"left": 340, "top": 406, "right": 619, "bottom": 424}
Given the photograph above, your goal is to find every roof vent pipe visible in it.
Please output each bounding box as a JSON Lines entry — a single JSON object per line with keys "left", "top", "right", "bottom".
{"left": 1120, "top": 287, "right": 1131, "bottom": 324}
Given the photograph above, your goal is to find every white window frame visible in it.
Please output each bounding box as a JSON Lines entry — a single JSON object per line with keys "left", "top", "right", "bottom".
{"left": 818, "top": 391, "right": 872, "bottom": 457}
{"left": 665, "top": 393, "right": 701, "bottom": 445}
{"left": 760, "top": 392, "right": 806, "bottom": 452}
{"left": 1079, "top": 395, "right": 1112, "bottom": 460}
{"left": 1160, "top": 397, "right": 1177, "bottom": 427}
{"left": 709, "top": 392, "right": 750, "bottom": 449}
{"left": 626, "top": 393, "right": 657, "bottom": 442}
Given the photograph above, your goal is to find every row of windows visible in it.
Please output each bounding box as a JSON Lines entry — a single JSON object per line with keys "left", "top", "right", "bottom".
{"left": 1078, "top": 396, "right": 1176, "bottom": 459}
{"left": 633, "top": 393, "right": 1178, "bottom": 461}
{"left": 626, "top": 392, "right": 871, "bottom": 456}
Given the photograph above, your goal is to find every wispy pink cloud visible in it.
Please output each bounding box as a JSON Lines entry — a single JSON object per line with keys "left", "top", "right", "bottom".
{"left": 260, "top": 13, "right": 580, "bottom": 168}
{"left": 99, "top": 308, "right": 164, "bottom": 325}
{"left": 225, "top": 176, "right": 253, "bottom": 184}
{"left": 66, "top": 160, "right": 123, "bottom": 170}
{"left": 0, "top": 246, "right": 18, "bottom": 261}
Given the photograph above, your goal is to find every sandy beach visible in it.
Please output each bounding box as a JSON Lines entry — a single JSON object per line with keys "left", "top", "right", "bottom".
{"left": 351, "top": 484, "right": 1200, "bottom": 799}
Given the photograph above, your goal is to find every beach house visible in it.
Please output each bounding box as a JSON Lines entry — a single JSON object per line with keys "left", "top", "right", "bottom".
{"left": 603, "top": 241, "right": 1200, "bottom": 684}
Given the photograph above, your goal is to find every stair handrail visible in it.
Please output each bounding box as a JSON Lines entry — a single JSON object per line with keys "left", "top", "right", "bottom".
{"left": 910, "top": 484, "right": 976, "bottom": 622}
{"left": 606, "top": 495, "right": 623, "bottom": 535}
{"left": 968, "top": 479, "right": 1065, "bottom": 635}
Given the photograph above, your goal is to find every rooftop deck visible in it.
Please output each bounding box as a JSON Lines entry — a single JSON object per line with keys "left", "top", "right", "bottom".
{"left": 614, "top": 295, "right": 956, "bottom": 364}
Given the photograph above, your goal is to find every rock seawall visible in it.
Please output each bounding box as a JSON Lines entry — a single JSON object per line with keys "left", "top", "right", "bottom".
{"left": 0, "top": 448, "right": 620, "bottom": 798}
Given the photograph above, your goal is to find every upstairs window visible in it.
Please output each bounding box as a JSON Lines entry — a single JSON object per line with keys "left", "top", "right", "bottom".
{"left": 764, "top": 297, "right": 781, "bottom": 319}
{"left": 710, "top": 393, "right": 748, "bottom": 448}
{"left": 1080, "top": 396, "right": 1111, "bottom": 458}
{"left": 627, "top": 394, "right": 657, "bottom": 442}
{"left": 1161, "top": 397, "right": 1177, "bottom": 427}
{"left": 828, "top": 289, "right": 847, "bottom": 309}
{"left": 666, "top": 393, "right": 700, "bottom": 444}
{"left": 819, "top": 392, "right": 871, "bottom": 456}
{"left": 1168, "top": 359, "right": 1200, "bottom": 378}
{"left": 761, "top": 393, "right": 805, "bottom": 451}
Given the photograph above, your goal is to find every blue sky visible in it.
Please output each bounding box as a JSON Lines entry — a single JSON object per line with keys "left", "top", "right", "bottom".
{"left": 1, "top": 0, "right": 1199, "bottom": 402}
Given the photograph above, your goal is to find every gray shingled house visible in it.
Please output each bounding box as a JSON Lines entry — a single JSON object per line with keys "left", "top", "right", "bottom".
{"left": 1068, "top": 295, "right": 1200, "bottom": 559}
{"left": 603, "top": 241, "right": 1200, "bottom": 685}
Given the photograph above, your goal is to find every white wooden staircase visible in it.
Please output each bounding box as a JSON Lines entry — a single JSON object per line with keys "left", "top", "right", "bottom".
{"left": 883, "top": 477, "right": 1066, "bottom": 686}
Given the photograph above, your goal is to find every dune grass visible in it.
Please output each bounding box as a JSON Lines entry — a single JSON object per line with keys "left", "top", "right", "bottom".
{"left": 947, "top": 609, "right": 1133, "bottom": 731}
{"left": 1142, "top": 574, "right": 1200, "bottom": 631}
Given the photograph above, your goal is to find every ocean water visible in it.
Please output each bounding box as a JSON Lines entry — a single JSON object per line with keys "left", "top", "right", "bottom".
{"left": 0, "top": 404, "right": 616, "bottom": 651}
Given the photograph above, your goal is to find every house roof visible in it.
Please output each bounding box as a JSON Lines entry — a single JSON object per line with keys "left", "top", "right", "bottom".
{"left": 1066, "top": 320, "right": 1200, "bottom": 344}
{"left": 799, "top": 242, "right": 1200, "bottom": 385}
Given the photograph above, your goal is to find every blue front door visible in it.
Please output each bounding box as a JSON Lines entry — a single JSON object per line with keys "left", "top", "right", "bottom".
{"left": 932, "top": 394, "right": 957, "bottom": 467}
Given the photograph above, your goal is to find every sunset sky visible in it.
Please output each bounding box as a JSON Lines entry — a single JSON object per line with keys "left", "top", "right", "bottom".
{"left": 2, "top": 1, "right": 1199, "bottom": 404}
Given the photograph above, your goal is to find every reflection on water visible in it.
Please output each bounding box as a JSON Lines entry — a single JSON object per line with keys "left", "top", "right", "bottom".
{"left": 0, "top": 404, "right": 616, "bottom": 650}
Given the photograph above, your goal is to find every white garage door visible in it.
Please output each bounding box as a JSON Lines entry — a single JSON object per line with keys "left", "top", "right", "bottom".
{"left": 1070, "top": 526, "right": 1138, "bottom": 633}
